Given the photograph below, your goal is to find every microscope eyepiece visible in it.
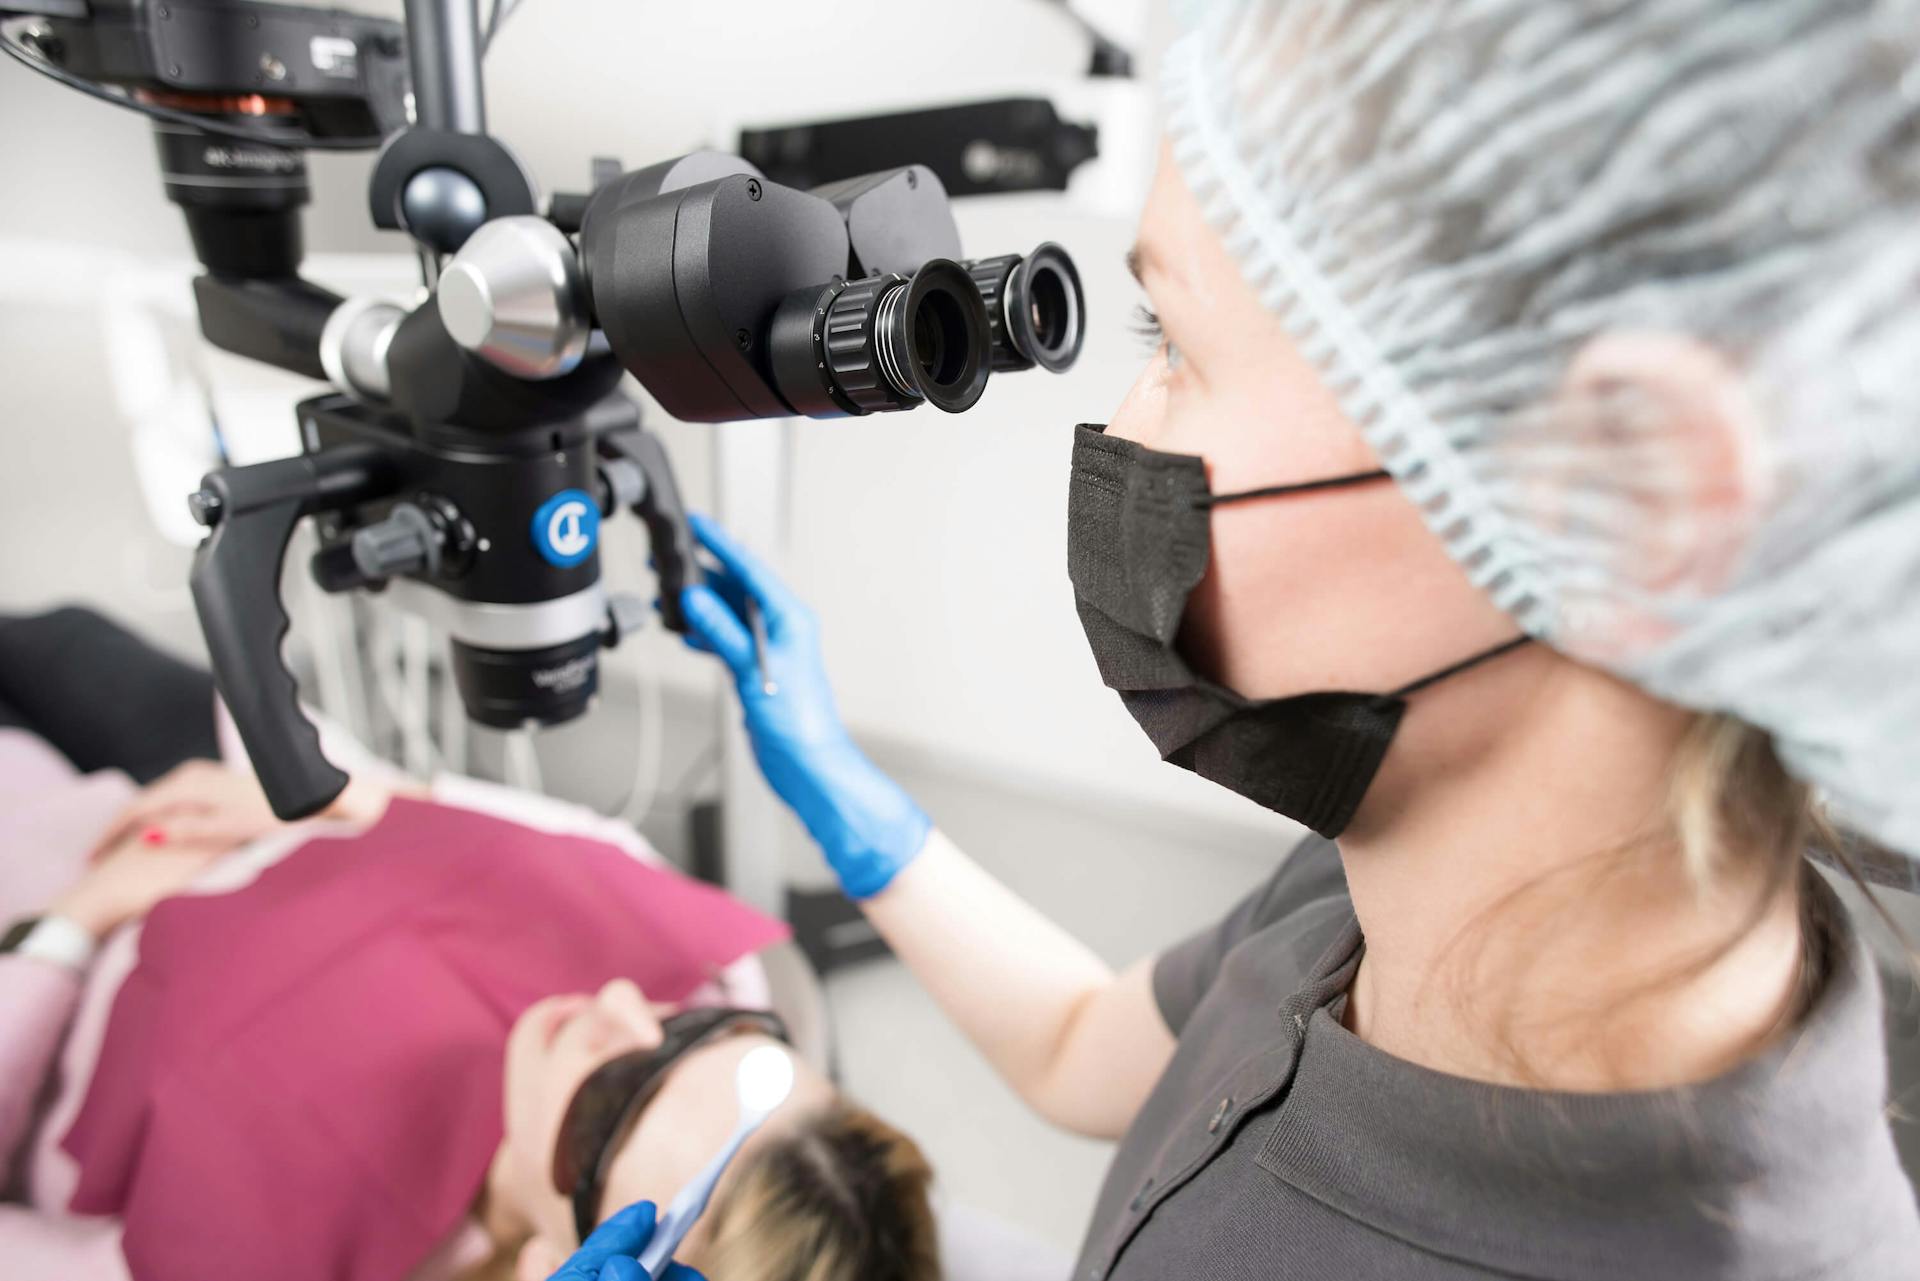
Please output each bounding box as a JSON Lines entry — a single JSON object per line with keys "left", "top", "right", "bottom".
{"left": 876, "top": 260, "right": 992, "bottom": 412}
{"left": 768, "top": 259, "right": 991, "bottom": 418}
{"left": 964, "top": 242, "right": 1086, "bottom": 375}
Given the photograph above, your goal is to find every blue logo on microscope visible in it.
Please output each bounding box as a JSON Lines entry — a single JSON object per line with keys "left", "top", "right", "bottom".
{"left": 532, "top": 489, "right": 599, "bottom": 568}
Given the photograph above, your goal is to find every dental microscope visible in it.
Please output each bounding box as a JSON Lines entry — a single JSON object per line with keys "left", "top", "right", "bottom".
{"left": 1, "top": 0, "right": 1088, "bottom": 819}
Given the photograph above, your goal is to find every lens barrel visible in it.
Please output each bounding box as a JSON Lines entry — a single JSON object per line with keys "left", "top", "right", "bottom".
{"left": 768, "top": 259, "right": 991, "bottom": 417}
{"left": 449, "top": 633, "right": 601, "bottom": 729}
{"left": 154, "top": 122, "right": 311, "bottom": 278}
{"left": 964, "top": 242, "right": 1085, "bottom": 374}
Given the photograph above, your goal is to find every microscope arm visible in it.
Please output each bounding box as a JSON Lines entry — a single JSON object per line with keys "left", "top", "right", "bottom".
{"left": 192, "top": 276, "right": 345, "bottom": 384}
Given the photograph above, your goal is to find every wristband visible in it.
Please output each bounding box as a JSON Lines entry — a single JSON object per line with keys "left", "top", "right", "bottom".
{"left": 12, "top": 914, "right": 98, "bottom": 971}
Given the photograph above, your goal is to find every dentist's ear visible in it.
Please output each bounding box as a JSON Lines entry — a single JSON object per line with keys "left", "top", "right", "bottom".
{"left": 516, "top": 1236, "right": 567, "bottom": 1281}
{"left": 1540, "top": 331, "right": 1774, "bottom": 657}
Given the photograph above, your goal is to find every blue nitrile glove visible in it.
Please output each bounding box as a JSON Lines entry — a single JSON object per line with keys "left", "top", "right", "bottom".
{"left": 548, "top": 1200, "right": 706, "bottom": 1281}
{"left": 678, "top": 512, "right": 931, "bottom": 900}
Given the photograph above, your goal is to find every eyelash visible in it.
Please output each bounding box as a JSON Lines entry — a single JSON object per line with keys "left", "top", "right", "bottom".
{"left": 1132, "top": 303, "right": 1182, "bottom": 368}
{"left": 1131, "top": 303, "right": 1163, "bottom": 350}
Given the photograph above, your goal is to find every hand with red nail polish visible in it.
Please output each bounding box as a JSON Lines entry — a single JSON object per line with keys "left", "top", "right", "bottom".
{"left": 89, "top": 760, "right": 282, "bottom": 863}
{"left": 57, "top": 761, "right": 402, "bottom": 942}
{"left": 88, "top": 760, "right": 397, "bottom": 866}
{"left": 49, "top": 828, "right": 232, "bottom": 941}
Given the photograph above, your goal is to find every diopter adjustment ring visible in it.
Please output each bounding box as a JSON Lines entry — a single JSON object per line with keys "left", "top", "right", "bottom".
{"left": 819, "top": 273, "right": 918, "bottom": 415}
{"left": 965, "top": 252, "right": 1032, "bottom": 373}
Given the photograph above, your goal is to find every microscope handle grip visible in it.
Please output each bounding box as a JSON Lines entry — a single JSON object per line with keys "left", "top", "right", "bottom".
{"left": 605, "top": 427, "right": 701, "bottom": 633}
{"left": 190, "top": 495, "right": 349, "bottom": 821}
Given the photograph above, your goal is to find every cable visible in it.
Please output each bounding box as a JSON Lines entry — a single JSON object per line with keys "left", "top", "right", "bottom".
{"left": 339, "top": 594, "right": 380, "bottom": 753}
{"left": 437, "top": 629, "right": 469, "bottom": 777}
{"left": 1037, "top": 0, "right": 1136, "bottom": 77}
{"left": 369, "top": 606, "right": 432, "bottom": 772}
{"left": 618, "top": 635, "right": 665, "bottom": 827}
{"left": 483, "top": 0, "right": 527, "bottom": 53}
{"left": 1, "top": 21, "right": 387, "bottom": 151}
{"left": 506, "top": 727, "right": 544, "bottom": 793}
{"left": 658, "top": 736, "right": 722, "bottom": 808}
{"left": 400, "top": 613, "right": 436, "bottom": 778}
{"left": 296, "top": 526, "right": 366, "bottom": 744}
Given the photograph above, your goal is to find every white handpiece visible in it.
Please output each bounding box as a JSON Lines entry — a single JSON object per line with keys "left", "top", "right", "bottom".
{"left": 635, "top": 1044, "right": 795, "bottom": 1278}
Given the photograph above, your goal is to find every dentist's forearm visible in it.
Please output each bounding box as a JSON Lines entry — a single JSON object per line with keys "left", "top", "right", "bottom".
{"left": 859, "top": 829, "right": 1175, "bottom": 1138}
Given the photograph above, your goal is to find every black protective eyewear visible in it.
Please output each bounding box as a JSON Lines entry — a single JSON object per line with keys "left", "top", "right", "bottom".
{"left": 551, "top": 1006, "right": 790, "bottom": 1244}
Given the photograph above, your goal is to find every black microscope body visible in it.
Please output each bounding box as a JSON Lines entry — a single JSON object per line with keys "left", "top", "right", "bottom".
{"left": 3, "top": 0, "right": 1086, "bottom": 819}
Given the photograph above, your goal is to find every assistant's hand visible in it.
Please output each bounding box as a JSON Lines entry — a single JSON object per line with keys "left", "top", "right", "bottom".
{"left": 51, "top": 827, "right": 233, "bottom": 940}
{"left": 678, "top": 513, "right": 930, "bottom": 899}
{"left": 547, "top": 1201, "right": 705, "bottom": 1281}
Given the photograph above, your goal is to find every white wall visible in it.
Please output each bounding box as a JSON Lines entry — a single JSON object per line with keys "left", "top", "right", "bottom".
{"left": 0, "top": 0, "right": 1299, "bottom": 842}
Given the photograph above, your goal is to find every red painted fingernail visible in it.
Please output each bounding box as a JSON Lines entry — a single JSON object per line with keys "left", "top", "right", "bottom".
{"left": 140, "top": 827, "right": 168, "bottom": 846}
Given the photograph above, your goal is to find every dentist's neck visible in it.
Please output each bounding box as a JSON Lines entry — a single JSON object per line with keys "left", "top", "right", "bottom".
{"left": 1333, "top": 650, "right": 1805, "bottom": 1091}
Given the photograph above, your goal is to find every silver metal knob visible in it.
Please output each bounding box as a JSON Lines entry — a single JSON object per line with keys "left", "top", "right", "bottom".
{"left": 319, "top": 297, "right": 405, "bottom": 403}
{"left": 437, "top": 215, "right": 591, "bottom": 380}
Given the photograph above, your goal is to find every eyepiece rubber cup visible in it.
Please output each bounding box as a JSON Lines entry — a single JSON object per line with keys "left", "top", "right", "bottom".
{"left": 1004, "top": 242, "right": 1084, "bottom": 374}
{"left": 876, "top": 259, "right": 991, "bottom": 413}
{"left": 962, "top": 242, "right": 1086, "bottom": 375}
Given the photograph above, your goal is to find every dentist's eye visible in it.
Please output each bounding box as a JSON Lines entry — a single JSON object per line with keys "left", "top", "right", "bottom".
{"left": 1131, "top": 304, "right": 1183, "bottom": 369}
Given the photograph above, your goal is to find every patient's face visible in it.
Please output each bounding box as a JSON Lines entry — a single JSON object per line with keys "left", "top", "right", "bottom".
{"left": 494, "top": 979, "right": 833, "bottom": 1276}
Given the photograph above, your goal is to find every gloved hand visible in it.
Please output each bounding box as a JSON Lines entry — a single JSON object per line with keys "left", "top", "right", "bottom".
{"left": 548, "top": 1200, "right": 705, "bottom": 1281}
{"left": 679, "top": 512, "right": 931, "bottom": 899}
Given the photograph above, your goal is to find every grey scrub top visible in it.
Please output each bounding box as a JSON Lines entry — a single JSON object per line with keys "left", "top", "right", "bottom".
{"left": 1074, "top": 837, "right": 1920, "bottom": 1280}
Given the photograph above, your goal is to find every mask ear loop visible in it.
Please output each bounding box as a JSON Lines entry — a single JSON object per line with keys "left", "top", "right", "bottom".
{"left": 1189, "top": 468, "right": 1529, "bottom": 698}
{"left": 1386, "top": 635, "right": 1533, "bottom": 701}
{"left": 1196, "top": 469, "right": 1392, "bottom": 508}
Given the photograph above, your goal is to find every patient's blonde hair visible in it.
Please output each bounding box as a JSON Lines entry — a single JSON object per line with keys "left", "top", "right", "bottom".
{"left": 696, "top": 1100, "right": 941, "bottom": 1281}
{"left": 464, "top": 1100, "right": 940, "bottom": 1281}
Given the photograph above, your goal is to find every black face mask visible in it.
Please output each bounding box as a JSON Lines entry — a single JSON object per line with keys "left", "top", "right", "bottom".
{"left": 1066, "top": 424, "right": 1526, "bottom": 839}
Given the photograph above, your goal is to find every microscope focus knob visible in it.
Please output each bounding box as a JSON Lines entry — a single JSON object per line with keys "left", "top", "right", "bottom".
{"left": 351, "top": 503, "right": 442, "bottom": 581}
{"left": 437, "top": 215, "right": 591, "bottom": 380}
